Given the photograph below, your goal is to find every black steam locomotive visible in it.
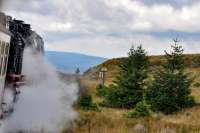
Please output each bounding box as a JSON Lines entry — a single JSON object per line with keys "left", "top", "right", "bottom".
{"left": 0, "top": 13, "right": 44, "bottom": 118}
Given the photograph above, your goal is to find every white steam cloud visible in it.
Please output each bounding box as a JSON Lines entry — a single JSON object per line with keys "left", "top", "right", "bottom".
{"left": 0, "top": 48, "right": 78, "bottom": 133}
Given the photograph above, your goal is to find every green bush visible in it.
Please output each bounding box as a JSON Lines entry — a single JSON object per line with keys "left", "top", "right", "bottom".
{"left": 96, "top": 84, "right": 109, "bottom": 97}
{"left": 103, "top": 85, "right": 125, "bottom": 107}
{"left": 185, "top": 96, "right": 195, "bottom": 107}
{"left": 78, "top": 95, "right": 100, "bottom": 111}
{"left": 125, "top": 101, "right": 151, "bottom": 118}
{"left": 193, "top": 82, "right": 200, "bottom": 87}
{"left": 78, "top": 95, "right": 92, "bottom": 107}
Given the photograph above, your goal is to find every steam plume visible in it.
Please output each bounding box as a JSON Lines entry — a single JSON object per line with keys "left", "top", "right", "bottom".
{"left": 0, "top": 48, "right": 78, "bottom": 133}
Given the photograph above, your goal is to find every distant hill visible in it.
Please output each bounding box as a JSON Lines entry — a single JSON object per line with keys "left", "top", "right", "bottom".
{"left": 83, "top": 54, "right": 200, "bottom": 82}
{"left": 45, "top": 51, "right": 107, "bottom": 74}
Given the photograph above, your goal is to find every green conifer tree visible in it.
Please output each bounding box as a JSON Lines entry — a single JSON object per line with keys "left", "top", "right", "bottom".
{"left": 105, "top": 45, "right": 149, "bottom": 108}
{"left": 145, "top": 39, "right": 195, "bottom": 114}
{"left": 75, "top": 68, "right": 80, "bottom": 75}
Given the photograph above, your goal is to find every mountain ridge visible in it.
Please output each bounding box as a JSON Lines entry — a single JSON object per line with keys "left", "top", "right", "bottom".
{"left": 45, "top": 51, "right": 107, "bottom": 73}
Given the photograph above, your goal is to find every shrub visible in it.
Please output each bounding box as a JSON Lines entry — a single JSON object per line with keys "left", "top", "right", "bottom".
{"left": 185, "top": 96, "right": 195, "bottom": 107}
{"left": 78, "top": 95, "right": 100, "bottom": 111}
{"left": 193, "top": 82, "right": 200, "bottom": 87}
{"left": 125, "top": 101, "right": 151, "bottom": 118}
{"left": 103, "top": 85, "right": 125, "bottom": 107}
{"left": 78, "top": 95, "right": 92, "bottom": 107}
{"left": 96, "top": 84, "right": 109, "bottom": 97}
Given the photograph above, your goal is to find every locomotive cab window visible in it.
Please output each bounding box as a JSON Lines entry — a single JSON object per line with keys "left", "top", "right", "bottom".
{"left": 0, "top": 56, "right": 3, "bottom": 76}
{"left": 0, "top": 41, "right": 9, "bottom": 77}
{"left": 0, "top": 41, "right": 2, "bottom": 55}
{"left": 5, "top": 43, "right": 9, "bottom": 55}
{"left": 0, "top": 41, "right": 3, "bottom": 76}
{"left": 3, "top": 57, "right": 8, "bottom": 76}
{"left": 1, "top": 42, "right": 5, "bottom": 54}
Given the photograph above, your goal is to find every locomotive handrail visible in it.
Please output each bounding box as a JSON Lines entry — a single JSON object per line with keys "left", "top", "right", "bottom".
{"left": 6, "top": 73, "right": 25, "bottom": 78}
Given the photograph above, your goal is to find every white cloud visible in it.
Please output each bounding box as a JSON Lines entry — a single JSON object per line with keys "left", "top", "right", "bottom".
{"left": 105, "top": 0, "right": 200, "bottom": 32}
{"left": 46, "top": 34, "right": 197, "bottom": 58}
{"left": 3, "top": 0, "right": 200, "bottom": 57}
{"left": 7, "top": 11, "right": 72, "bottom": 34}
{"left": 6, "top": 0, "right": 200, "bottom": 33}
{"left": 49, "top": 22, "right": 72, "bottom": 32}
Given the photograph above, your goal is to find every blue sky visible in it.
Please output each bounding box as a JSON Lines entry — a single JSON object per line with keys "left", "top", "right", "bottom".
{"left": 2, "top": 0, "right": 200, "bottom": 58}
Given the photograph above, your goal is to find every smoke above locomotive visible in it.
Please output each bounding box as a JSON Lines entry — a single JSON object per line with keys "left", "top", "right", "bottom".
{"left": 0, "top": 12, "right": 44, "bottom": 119}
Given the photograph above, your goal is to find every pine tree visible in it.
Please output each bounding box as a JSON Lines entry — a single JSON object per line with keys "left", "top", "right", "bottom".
{"left": 105, "top": 45, "right": 149, "bottom": 108}
{"left": 145, "top": 39, "right": 195, "bottom": 114}
{"left": 75, "top": 68, "right": 80, "bottom": 75}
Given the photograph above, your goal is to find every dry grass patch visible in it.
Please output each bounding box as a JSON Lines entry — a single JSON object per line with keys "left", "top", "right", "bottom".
{"left": 73, "top": 57, "right": 200, "bottom": 133}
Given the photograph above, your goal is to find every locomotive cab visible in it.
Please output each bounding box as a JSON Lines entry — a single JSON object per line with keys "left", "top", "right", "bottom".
{"left": 0, "top": 13, "right": 11, "bottom": 118}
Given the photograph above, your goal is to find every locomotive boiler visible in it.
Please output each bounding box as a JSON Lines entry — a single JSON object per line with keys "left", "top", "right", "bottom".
{"left": 0, "top": 12, "right": 44, "bottom": 119}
